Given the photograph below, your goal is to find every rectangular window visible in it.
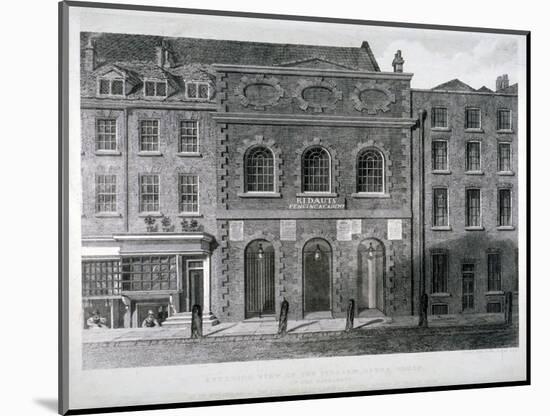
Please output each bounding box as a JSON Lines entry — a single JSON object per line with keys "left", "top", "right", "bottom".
{"left": 179, "top": 120, "right": 199, "bottom": 153}
{"left": 466, "top": 189, "right": 481, "bottom": 227}
{"left": 465, "top": 108, "right": 481, "bottom": 129}
{"left": 432, "top": 252, "right": 448, "bottom": 293}
{"left": 462, "top": 263, "right": 475, "bottom": 310}
{"left": 82, "top": 260, "right": 121, "bottom": 297}
{"left": 95, "top": 175, "right": 117, "bottom": 213}
{"left": 139, "top": 120, "right": 159, "bottom": 152}
{"left": 487, "top": 302, "right": 502, "bottom": 313}
{"left": 498, "top": 143, "right": 511, "bottom": 172}
{"left": 178, "top": 174, "right": 199, "bottom": 214}
{"left": 466, "top": 141, "right": 481, "bottom": 171}
{"left": 431, "top": 107, "right": 448, "bottom": 128}
{"left": 121, "top": 256, "right": 177, "bottom": 291}
{"left": 144, "top": 80, "right": 167, "bottom": 97}
{"left": 139, "top": 174, "right": 159, "bottom": 212}
{"left": 498, "top": 189, "right": 512, "bottom": 226}
{"left": 431, "top": 141, "right": 448, "bottom": 171}
{"left": 431, "top": 304, "right": 449, "bottom": 315}
{"left": 488, "top": 252, "right": 502, "bottom": 291}
{"left": 497, "top": 109, "right": 512, "bottom": 130}
{"left": 433, "top": 188, "right": 448, "bottom": 227}
{"left": 96, "top": 119, "right": 117, "bottom": 151}
{"left": 186, "top": 81, "right": 209, "bottom": 100}
{"left": 98, "top": 78, "right": 124, "bottom": 96}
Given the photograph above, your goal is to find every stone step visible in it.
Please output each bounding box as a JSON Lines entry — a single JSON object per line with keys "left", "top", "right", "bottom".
{"left": 162, "top": 312, "right": 219, "bottom": 328}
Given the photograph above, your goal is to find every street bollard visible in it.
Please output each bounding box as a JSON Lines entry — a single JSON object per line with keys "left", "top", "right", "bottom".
{"left": 345, "top": 299, "right": 355, "bottom": 332}
{"left": 419, "top": 293, "right": 429, "bottom": 328}
{"left": 278, "top": 298, "right": 289, "bottom": 336}
{"left": 504, "top": 291, "right": 513, "bottom": 325}
{"left": 191, "top": 304, "right": 203, "bottom": 339}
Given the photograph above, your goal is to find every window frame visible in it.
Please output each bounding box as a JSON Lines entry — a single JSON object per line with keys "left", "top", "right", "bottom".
{"left": 178, "top": 174, "right": 200, "bottom": 215}
{"left": 432, "top": 187, "right": 449, "bottom": 228}
{"left": 244, "top": 146, "right": 276, "bottom": 194}
{"left": 97, "top": 77, "right": 125, "bottom": 97}
{"left": 185, "top": 80, "right": 210, "bottom": 100}
{"left": 465, "top": 140, "right": 482, "bottom": 173}
{"left": 95, "top": 118, "right": 118, "bottom": 153}
{"left": 138, "top": 119, "right": 161, "bottom": 153}
{"left": 497, "top": 142, "right": 513, "bottom": 173}
{"left": 356, "top": 148, "right": 385, "bottom": 194}
{"left": 178, "top": 119, "right": 200, "bottom": 154}
{"left": 431, "top": 107, "right": 448, "bottom": 129}
{"left": 95, "top": 174, "right": 117, "bottom": 214}
{"left": 487, "top": 251, "right": 502, "bottom": 292}
{"left": 143, "top": 78, "right": 168, "bottom": 98}
{"left": 497, "top": 108, "right": 513, "bottom": 131}
{"left": 139, "top": 174, "right": 160, "bottom": 214}
{"left": 465, "top": 187, "right": 482, "bottom": 228}
{"left": 301, "top": 146, "right": 332, "bottom": 194}
{"left": 431, "top": 139, "right": 449, "bottom": 172}
{"left": 461, "top": 263, "right": 475, "bottom": 311}
{"left": 465, "top": 107, "right": 482, "bottom": 130}
{"left": 497, "top": 188, "right": 513, "bottom": 227}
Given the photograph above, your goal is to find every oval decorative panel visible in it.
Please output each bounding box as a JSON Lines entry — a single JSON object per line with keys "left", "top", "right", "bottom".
{"left": 292, "top": 78, "right": 343, "bottom": 112}
{"left": 350, "top": 80, "right": 396, "bottom": 114}
{"left": 235, "top": 75, "right": 285, "bottom": 110}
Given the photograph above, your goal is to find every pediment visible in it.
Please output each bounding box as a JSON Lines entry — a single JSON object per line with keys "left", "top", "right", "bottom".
{"left": 278, "top": 57, "right": 355, "bottom": 70}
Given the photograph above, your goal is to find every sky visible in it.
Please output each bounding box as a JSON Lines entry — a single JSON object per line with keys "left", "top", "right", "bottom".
{"left": 78, "top": 7, "right": 525, "bottom": 89}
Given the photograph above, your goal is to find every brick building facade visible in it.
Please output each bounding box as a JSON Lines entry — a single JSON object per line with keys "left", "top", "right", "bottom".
{"left": 79, "top": 33, "right": 518, "bottom": 328}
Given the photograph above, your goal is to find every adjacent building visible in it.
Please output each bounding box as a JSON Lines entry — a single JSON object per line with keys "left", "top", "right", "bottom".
{"left": 79, "top": 32, "right": 518, "bottom": 328}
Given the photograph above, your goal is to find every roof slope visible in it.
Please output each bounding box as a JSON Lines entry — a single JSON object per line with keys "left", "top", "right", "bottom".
{"left": 81, "top": 32, "right": 381, "bottom": 72}
{"left": 497, "top": 83, "right": 518, "bottom": 94}
{"left": 432, "top": 78, "right": 476, "bottom": 92}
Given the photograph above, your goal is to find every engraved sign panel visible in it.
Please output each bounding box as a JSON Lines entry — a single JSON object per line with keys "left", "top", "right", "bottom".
{"left": 280, "top": 220, "right": 296, "bottom": 241}
{"left": 337, "top": 220, "right": 353, "bottom": 241}
{"left": 387, "top": 219, "right": 403, "bottom": 240}
{"left": 229, "top": 221, "right": 244, "bottom": 241}
{"left": 351, "top": 219, "right": 362, "bottom": 234}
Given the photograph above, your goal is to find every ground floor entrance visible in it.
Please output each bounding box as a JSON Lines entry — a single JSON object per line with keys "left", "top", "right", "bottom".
{"left": 303, "top": 238, "right": 332, "bottom": 317}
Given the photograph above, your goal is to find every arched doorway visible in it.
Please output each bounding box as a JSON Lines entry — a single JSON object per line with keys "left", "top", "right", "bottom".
{"left": 303, "top": 238, "right": 332, "bottom": 316}
{"left": 357, "top": 239, "right": 385, "bottom": 316}
{"left": 245, "top": 239, "right": 275, "bottom": 318}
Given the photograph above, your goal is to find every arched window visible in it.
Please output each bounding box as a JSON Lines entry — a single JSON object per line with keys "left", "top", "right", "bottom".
{"left": 302, "top": 146, "right": 331, "bottom": 192}
{"left": 245, "top": 146, "right": 275, "bottom": 192}
{"left": 245, "top": 239, "right": 275, "bottom": 317}
{"left": 357, "top": 149, "right": 384, "bottom": 193}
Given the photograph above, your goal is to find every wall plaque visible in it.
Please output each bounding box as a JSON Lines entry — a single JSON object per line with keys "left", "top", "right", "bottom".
{"left": 351, "top": 219, "right": 362, "bottom": 234}
{"left": 337, "top": 220, "right": 353, "bottom": 241}
{"left": 229, "top": 221, "right": 244, "bottom": 241}
{"left": 387, "top": 219, "right": 403, "bottom": 240}
{"left": 280, "top": 220, "right": 296, "bottom": 241}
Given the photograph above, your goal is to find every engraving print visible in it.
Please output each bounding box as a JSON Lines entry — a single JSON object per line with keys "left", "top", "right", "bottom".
{"left": 79, "top": 29, "right": 521, "bottom": 371}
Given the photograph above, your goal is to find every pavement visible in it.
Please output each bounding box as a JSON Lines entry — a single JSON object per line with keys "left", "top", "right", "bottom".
{"left": 82, "top": 313, "right": 509, "bottom": 344}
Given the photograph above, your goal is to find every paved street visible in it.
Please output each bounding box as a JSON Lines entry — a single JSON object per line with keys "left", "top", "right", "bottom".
{"left": 83, "top": 320, "right": 518, "bottom": 370}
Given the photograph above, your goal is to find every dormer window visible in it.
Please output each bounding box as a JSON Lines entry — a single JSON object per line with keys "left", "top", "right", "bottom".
{"left": 144, "top": 80, "right": 167, "bottom": 97}
{"left": 185, "top": 81, "right": 209, "bottom": 100}
{"left": 98, "top": 78, "right": 124, "bottom": 96}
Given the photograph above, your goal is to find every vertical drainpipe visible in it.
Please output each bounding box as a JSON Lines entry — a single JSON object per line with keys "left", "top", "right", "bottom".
{"left": 418, "top": 109, "right": 427, "bottom": 305}
{"left": 124, "top": 108, "right": 129, "bottom": 232}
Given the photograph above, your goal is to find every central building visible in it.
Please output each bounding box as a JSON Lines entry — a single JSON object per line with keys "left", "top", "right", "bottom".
{"left": 210, "top": 48, "right": 417, "bottom": 321}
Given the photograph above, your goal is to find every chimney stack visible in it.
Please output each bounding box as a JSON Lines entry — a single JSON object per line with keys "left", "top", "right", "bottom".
{"left": 155, "top": 40, "right": 173, "bottom": 68}
{"left": 496, "top": 74, "right": 509, "bottom": 91}
{"left": 83, "top": 38, "right": 96, "bottom": 72}
{"left": 392, "top": 50, "right": 404, "bottom": 73}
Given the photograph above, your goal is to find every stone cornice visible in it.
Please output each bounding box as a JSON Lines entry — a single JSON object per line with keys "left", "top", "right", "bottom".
{"left": 212, "top": 112, "right": 417, "bottom": 127}
{"left": 411, "top": 88, "right": 517, "bottom": 97}
{"left": 212, "top": 64, "right": 414, "bottom": 80}
{"left": 215, "top": 210, "right": 411, "bottom": 219}
{"left": 111, "top": 232, "right": 215, "bottom": 243}
{"left": 81, "top": 97, "right": 218, "bottom": 111}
